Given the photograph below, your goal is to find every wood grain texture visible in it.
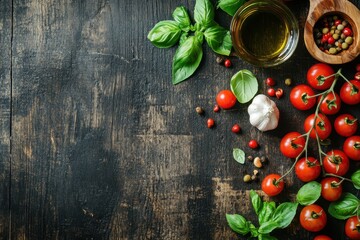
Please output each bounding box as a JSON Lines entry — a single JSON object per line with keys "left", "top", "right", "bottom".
{"left": 5, "top": 0, "right": 360, "bottom": 239}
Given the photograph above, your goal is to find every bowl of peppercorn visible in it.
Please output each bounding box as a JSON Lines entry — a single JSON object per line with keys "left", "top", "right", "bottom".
{"left": 304, "top": 0, "right": 360, "bottom": 64}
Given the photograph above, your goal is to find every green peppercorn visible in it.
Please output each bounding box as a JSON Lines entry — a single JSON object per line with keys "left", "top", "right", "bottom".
{"left": 333, "top": 33, "right": 339, "bottom": 40}
{"left": 337, "top": 24, "right": 344, "bottom": 30}
{"left": 345, "top": 36, "right": 353, "bottom": 44}
{"left": 329, "top": 47, "right": 337, "bottom": 54}
{"left": 342, "top": 20, "right": 348, "bottom": 26}
{"left": 342, "top": 42, "right": 349, "bottom": 49}
{"left": 322, "top": 28, "right": 329, "bottom": 34}
{"left": 333, "top": 15, "right": 338, "bottom": 20}
{"left": 285, "top": 78, "right": 292, "bottom": 86}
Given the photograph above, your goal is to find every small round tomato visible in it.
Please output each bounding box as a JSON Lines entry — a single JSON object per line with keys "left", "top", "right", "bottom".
{"left": 314, "top": 235, "right": 333, "bottom": 240}
{"left": 300, "top": 204, "right": 327, "bottom": 232}
{"left": 340, "top": 80, "right": 360, "bottom": 105}
{"left": 280, "top": 132, "right": 306, "bottom": 158}
{"left": 345, "top": 216, "right": 360, "bottom": 240}
{"left": 318, "top": 92, "right": 341, "bottom": 115}
{"left": 343, "top": 135, "right": 360, "bottom": 161}
{"left": 321, "top": 177, "right": 342, "bottom": 202}
{"left": 334, "top": 114, "right": 358, "bottom": 137}
{"left": 261, "top": 174, "right": 284, "bottom": 197}
{"left": 323, "top": 149, "right": 350, "bottom": 176}
{"left": 307, "top": 63, "right": 335, "bottom": 90}
{"left": 216, "top": 90, "right": 237, "bottom": 109}
{"left": 295, "top": 157, "right": 321, "bottom": 182}
{"left": 304, "top": 113, "right": 332, "bottom": 140}
{"left": 290, "top": 84, "right": 316, "bottom": 110}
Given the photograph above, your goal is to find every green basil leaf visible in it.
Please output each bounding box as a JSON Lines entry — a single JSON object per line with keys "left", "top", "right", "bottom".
{"left": 230, "top": 70, "right": 258, "bottom": 103}
{"left": 226, "top": 214, "right": 251, "bottom": 235}
{"left": 271, "top": 202, "right": 298, "bottom": 229}
{"left": 258, "top": 221, "right": 278, "bottom": 234}
{"left": 249, "top": 223, "right": 259, "bottom": 237}
{"left": 148, "top": 20, "right": 182, "bottom": 48}
{"left": 259, "top": 201, "right": 276, "bottom": 225}
{"left": 259, "top": 234, "right": 278, "bottom": 240}
{"left": 172, "top": 36, "right": 203, "bottom": 85}
{"left": 250, "top": 190, "right": 263, "bottom": 215}
{"left": 351, "top": 169, "right": 360, "bottom": 190}
{"left": 172, "top": 6, "right": 191, "bottom": 32}
{"left": 296, "top": 181, "right": 321, "bottom": 206}
{"left": 328, "top": 192, "right": 360, "bottom": 220}
{"left": 179, "top": 32, "right": 189, "bottom": 45}
{"left": 204, "top": 24, "right": 232, "bottom": 56}
{"left": 233, "top": 148, "right": 245, "bottom": 164}
{"left": 217, "top": 0, "right": 246, "bottom": 16}
{"left": 194, "top": 0, "right": 215, "bottom": 30}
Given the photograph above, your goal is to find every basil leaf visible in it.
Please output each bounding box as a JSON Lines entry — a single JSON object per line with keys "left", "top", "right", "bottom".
{"left": 179, "top": 32, "right": 189, "bottom": 45}
{"left": 271, "top": 202, "right": 298, "bottom": 229}
{"left": 233, "top": 148, "right": 245, "bottom": 164}
{"left": 259, "top": 201, "right": 276, "bottom": 225}
{"left": 351, "top": 169, "right": 360, "bottom": 190}
{"left": 204, "top": 24, "right": 232, "bottom": 56}
{"left": 194, "top": 0, "right": 215, "bottom": 30}
{"left": 217, "top": 0, "right": 246, "bottom": 16}
{"left": 226, "top": 214, "right": 251, "bottom": 235}
{"left": 259, "top": 234, "right": 278, "bottom": 240}
{"left": 328, "top": 192, "right": 360, "bottom": 220}
{"left": 249, "top": 223, "right": 259, "bottom": 237}
{"left": 296, "top": 181, "right": 321, "bottom": 206}
{"left": 250, "top": 190, "right": 263, "bottom": 215}
{"left": 230, "top": 70, "right": 258, "bottom": 104}
{"left": 148, "top": 20, "right": 182, "bottom": 48}
{"left": 258, "top": 221, "right": 279, "bottom": 234}
{"left": 172, "top": 6, "right": 191, "bottom": 32}
{"left": 172, "top": 36, "right": 203, "bottom": 85}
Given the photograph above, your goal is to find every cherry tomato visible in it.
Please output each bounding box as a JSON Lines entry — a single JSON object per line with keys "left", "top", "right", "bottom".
{"left": 307, "top": 63, "right": 335, "bottom": 90}
{"left": 261, "top": 174, "right": 284, "bottom": 197}
{"left": 345, "top": 216, "right": 360, "bottom": 240}
{"left": 300, "top": 204, "right": 327, "bottom": 232}
{"left": 295, "top": 157, "right": 321, "bottom": 182}
{"left": 314, "top": 235, "right": 333, "bottom": 240}
{"left": 248, "top": 139, "right": 259, "bottom": 149}
{"left": 304, "top": 113, "right": 332, "bottom": 140}
{"left": 334, "top": 114, "right": 358, "bottom": 137}
{"left": 280, "top": 132, "right": 306, "bottom": 158}
{"left": 266, "top": 77, "right": 276, "bottom": 86}
{"left": 216, "top": 90, "right": 237, "bottom": 109}
{"left": 290, "top": 84, "right": 316, "bottom": 110}
{"left": 318, "top": 92, "right": 341, "bottom": 115}
{"left": 267, "top": 88, "right": 276, "bottom": 97}
{"left": 340, "top": 80, "right": 360, "bottom": 105}
{"left": 343, "top": 135, "right": 360, "bottom": 161}
{"left": 323, "top": 149, "right": 350, "bottom": 176}
{"left": 321, "top": 177, "right": 342, "bottom": 202}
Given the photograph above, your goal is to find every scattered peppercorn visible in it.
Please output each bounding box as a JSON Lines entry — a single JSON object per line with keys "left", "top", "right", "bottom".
{"left": 243, "top": 174, "right": 252, "bottom": 183}
{"left": 207, "top": 118, "right": 215, "bottom": 128}
{"left": 213, "top": 104, "right": 220, "bottom": 112}
{"left": 266, "top": 77, "right": 276, "bottom": 86}
{"left": 224, "top": 59, "right": 232, "bottom": 68}
{"left": 285, "top": 78, "right": 292, "bottom": 86}
{"left": 251, "top": 175, "right": 258, "bottom": 181}
{"left": 253, "top": 157, "right": 262, "bottom": 168}
{"left": 195, "top": 107, "right": 204, "bottom": 115}
{"left": 248, "top": 139, "right": 259, "bottom": 149}
{"left": 253, "top": 169, "right": 259, "bottom": 176}
{"left": 267, "top": 88, "right": 276, "bottom": 97}
{"left": 275, "top": 88, "right": 284, "bottom": 99}
{"left": 216, "top": 56, "right": 224, "bottom": 64}
{"left": 231, "top": 123, "right": 241, "bottom": 133}
{"left": 247, "top": 155, "right": 254, "bottom": 162}
{"left": 260, "top": 156, "right": 268, "bottom": 163}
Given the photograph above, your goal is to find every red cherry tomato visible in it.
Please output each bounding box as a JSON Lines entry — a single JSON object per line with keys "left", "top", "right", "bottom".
{"left": 334, "top": 114, "right": 358, "bottom": 137}
{"left": 248, "top": 139, "right": 259, "bottom": 149}
{"left": 300, "top": 204, "right": 327, "bottom": 232}
{"left": 340, "top": 80, "right": 360, "bottom": 105}
{"left": 261, "top": 174, "right": 284, "bottom": 197}
{"left": 323, "top": 149, "right": 350, "bottom": 176}
{"left": 314, "top": 235, "right": 333, "bottom": 240}
{"left": 304, "top": 113, "right": 332, "bottom": 140}
{"left": 318, "top": 92, "right": 341, "bottom": 115}
{"left": 343, "top": 135, "right": 360, "bottom": 161}
{"left": 290, "top": 84, "right": 316, "bottom": 110}
{"left": 321, "top": 177, "right": 342, "bottom": 202}
{"left": 266, "top": 77, "right": 276, "bottom": 86}
{"left": 216, "top": 90, "right": 237, "bottom": 109}
{"left": 307, "top": 63, "right": 335, "bottom": 90}
{"left": 280, "top": 132, "right": 306, "bottom": 158}
{"left": 295, "top": 157, "right": 321, "bottom": 182}
{"left": 345, "top": 216, "right": 360, "bottom": 240}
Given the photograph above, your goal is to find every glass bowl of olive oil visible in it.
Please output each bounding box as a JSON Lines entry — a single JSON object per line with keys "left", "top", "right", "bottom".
{"left": 231, "top": 0, "right": 299, "bottom": 67}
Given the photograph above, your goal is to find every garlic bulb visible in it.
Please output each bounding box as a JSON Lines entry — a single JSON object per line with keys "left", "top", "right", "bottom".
{"left": 248, "top": 94, "right": 280, "bottom": 131}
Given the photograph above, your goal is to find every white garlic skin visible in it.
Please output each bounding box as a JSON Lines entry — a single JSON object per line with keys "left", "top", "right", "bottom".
{"left": 247, "top": 94, "right": 280, "bottom": 131}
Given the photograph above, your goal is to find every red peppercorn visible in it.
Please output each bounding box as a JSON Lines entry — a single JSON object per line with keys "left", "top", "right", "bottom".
{"left": 231, "top": 124, "right": 241, "bottom": 133}
{"left": 343, "top": 27, "right": 353, "bottom": 36}
{"left": 275, "top": 88, "right": 284, "bottom": 99}
{"left": 248, "top": 139, "right": 259, "bottom": 149}
{"left": 355, "top": 72, "right": 360, "bottom": 81}
{"left": 224, "top": 59, "right": 232, "bottom": 68}
{"left": 213, "top": 104, "right": 220, "bottom": 112}
{"left": 267, "top": 88, "right": 276, "bottom": 97}
{"left": 356, "top": 63, "right": 360, "bottom": 72}
{"left": 207, "top": 118, "right": 215, "bottom": 128}
{"left": 335, "top": 19, "right": 342, "bottom": 26}
{"left": 266, "top": 77, "right": 276, "bottom": 86}
{"left": 327, "top": 36, "right": 335, "bottom": 45}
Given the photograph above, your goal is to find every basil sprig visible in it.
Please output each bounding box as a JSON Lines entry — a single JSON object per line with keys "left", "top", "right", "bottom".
{"left": 328, "top": 192, "right": 360, "bottom": 220}
{"left": 226, "top": 190, "right": 298, "bottom": 239}
{"left": 148, "top": 0, "right": 232, "bottom": 84}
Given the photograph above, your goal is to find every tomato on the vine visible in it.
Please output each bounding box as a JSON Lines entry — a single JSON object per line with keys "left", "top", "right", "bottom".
{"left": 280, "top": 132, "right": 305, "bottom": 158}
{"left": 304, "top": 113, "right": 332, "bottom": 140}
{"left": 314, "top": 235, "right": 333, "bottom": 240}
{"left": 261, "top": 174, "right": 284, "bottom": 197}
{"left": 216, "top": 90, "right": 237, "bottom": 109}
{"left": 290, "top": 84, "right": 316, "bottom": 110}
{"left": 307, "top": 63, "right": 335, "bottom": 90}
{"left": 340, "top": 80, "right": 360, "bottom": 105}
{"left": 295, "top": 157, "right": 321, "bottom": 182}
{"left": 334, "top": 114, "right": 358, "bottom": 137}
{"left": 345, "top": 216, "right": 360, "bottom": 240}
{"left": 318, "top": 92, "right": 341, "bottom": 115}
{"left": 300, "top": 204, "right": 327, "bottom": 232}
{"left": 323, "top": 149, "right": 350, "bottom": 176}
{"left": 343, "top": 135, "right": 360, "bottom": 161}
{"left": 321, "top": 177, "right": 342, "bottom": 202}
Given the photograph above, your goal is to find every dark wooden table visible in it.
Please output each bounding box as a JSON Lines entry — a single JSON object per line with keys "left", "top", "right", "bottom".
{"left": 1, "top": 0, "right": 359, "bottom": 239}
